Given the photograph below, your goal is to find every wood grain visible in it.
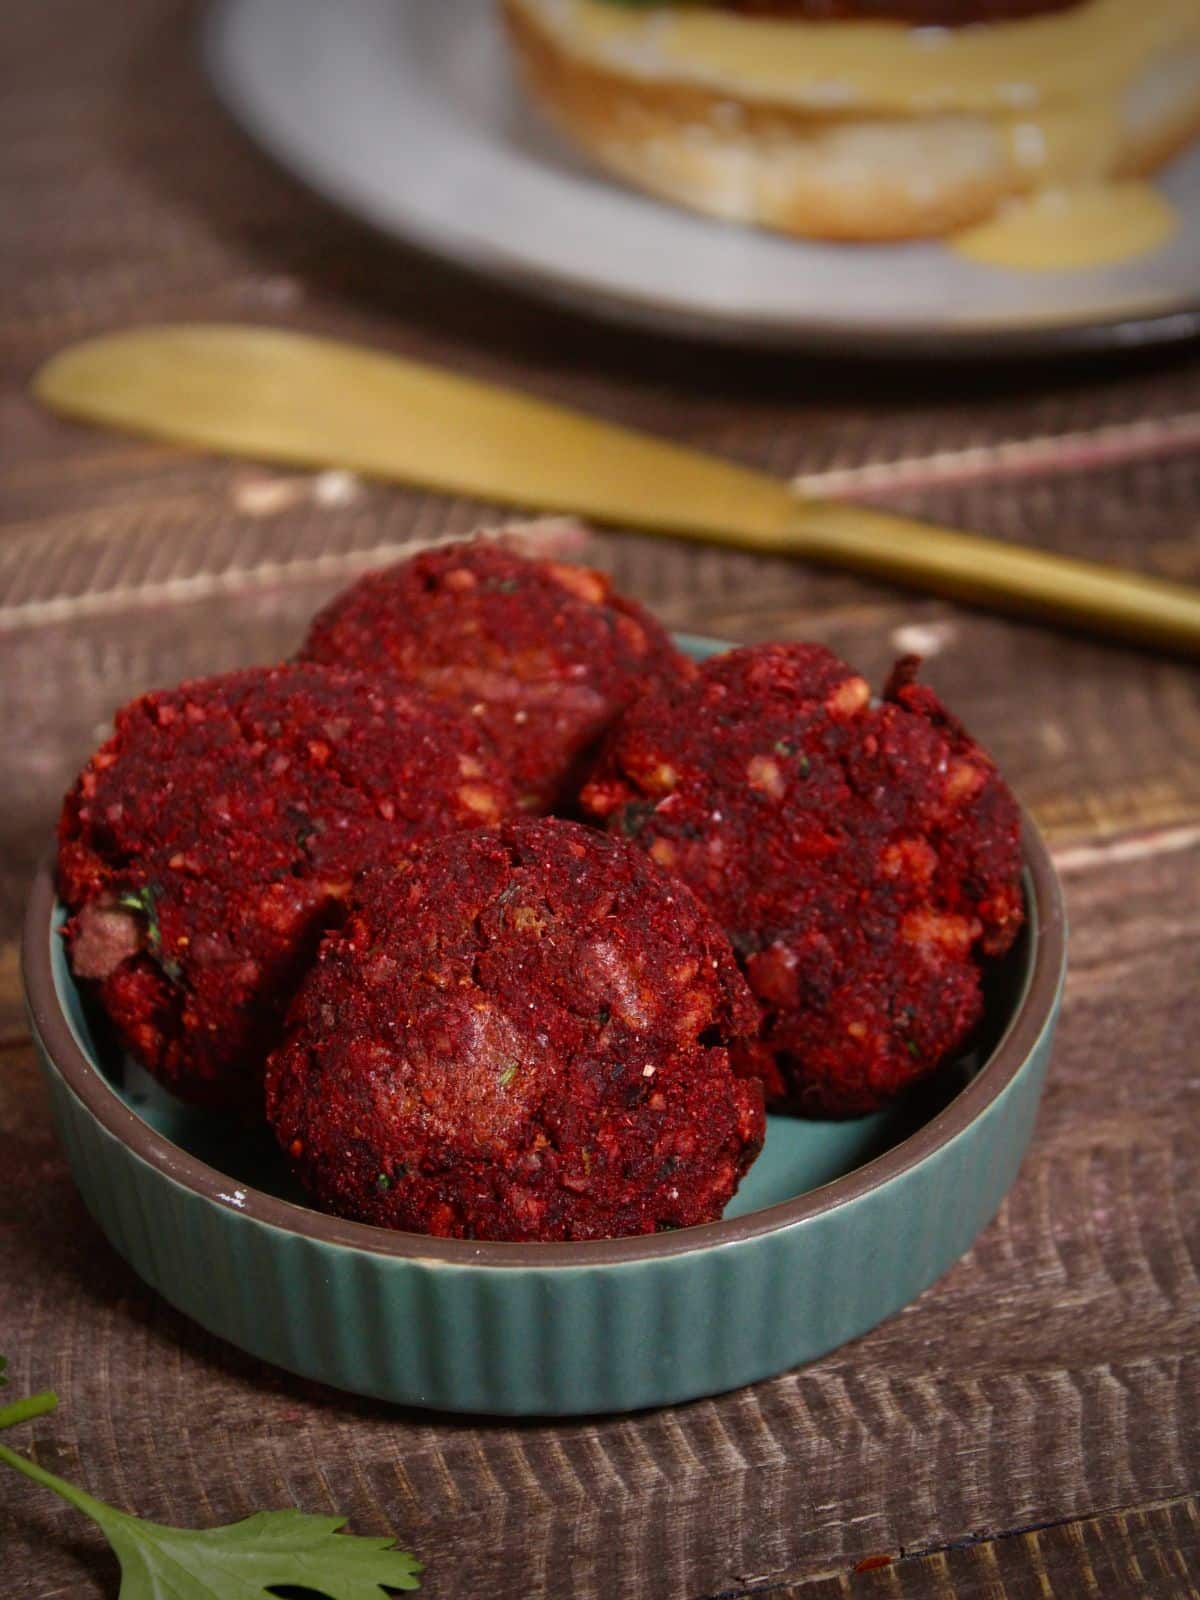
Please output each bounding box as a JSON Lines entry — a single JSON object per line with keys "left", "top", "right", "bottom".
{"left": 753, "top": 1496, "right": 1200, "bottom": 1599}
{"left": 2, "top": 0, "right": 1199, "bottom": 1595}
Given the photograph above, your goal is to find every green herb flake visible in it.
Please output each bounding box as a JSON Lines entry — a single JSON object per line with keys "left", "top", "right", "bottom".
{"left": 617, "top": 801, "right": 657, "bottom": 839}
{"left": 774, "top": 739, "right": 794, "bottom": 757}
{"left": 905, "top": 1038, "right": 922, "bottom": 1059}
{"left": 498, "top": 1063, "right": 518, "bottom": 1089}
{"left": 117, "top": 884, "right": 155, "bottom": 919}
{"left": 118, "top": 884, "right": 163, "bottom": 956}
{"left": 376, "top": 1173, "right": 392, "bottom": 1193}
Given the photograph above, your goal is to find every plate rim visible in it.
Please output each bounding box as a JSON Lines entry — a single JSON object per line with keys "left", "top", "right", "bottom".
{"left": 202, "top": 0, "right": 1200, "bottom": 358}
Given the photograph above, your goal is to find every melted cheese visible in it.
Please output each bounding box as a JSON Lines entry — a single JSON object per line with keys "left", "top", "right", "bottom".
{"left": 950, "top": 180, "right": 1179, "bottom": 268}
{"left": 547, "top": 0, "right": 1197, "bottom": 117}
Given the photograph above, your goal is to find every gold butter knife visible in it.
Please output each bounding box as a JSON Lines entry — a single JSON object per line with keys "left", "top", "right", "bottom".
{"left": 34, "top": 324, "right": 1200, "bottom": 657}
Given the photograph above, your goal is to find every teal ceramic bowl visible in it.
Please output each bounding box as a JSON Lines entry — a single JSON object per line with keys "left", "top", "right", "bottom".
{"left": 22, "top": 642, "right": 1067, "bottom": 1416}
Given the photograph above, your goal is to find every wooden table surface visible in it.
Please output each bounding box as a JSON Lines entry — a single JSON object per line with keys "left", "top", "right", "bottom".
{"left": 3, "top": 3, "right": 1199, "bottom": 1596}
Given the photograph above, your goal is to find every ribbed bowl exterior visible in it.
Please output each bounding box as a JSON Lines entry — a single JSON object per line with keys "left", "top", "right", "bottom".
{"left": 26, "top": 623, "right": 1066, "bottom": 1417}
{"left": 30, "top": 991, "right": 1058, "bottom": 1415}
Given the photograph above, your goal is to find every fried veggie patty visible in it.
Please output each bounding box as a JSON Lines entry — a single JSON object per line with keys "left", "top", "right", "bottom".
{"left": 301, "top": 538, "right": 693, "bottom": 812}
{"left": 580, "top": 644, "right": 1023, "bottom": 1116}
{"left": 58, "top": 664, "right": 515, "bottom": 1109}
{"left": 266, "top": 818, "right": 764, "bottom": 1240}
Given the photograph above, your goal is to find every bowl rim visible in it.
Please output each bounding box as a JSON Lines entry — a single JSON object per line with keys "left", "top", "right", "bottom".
{"left": 23, "top": 812, "right": 1065, "bottom": 1269}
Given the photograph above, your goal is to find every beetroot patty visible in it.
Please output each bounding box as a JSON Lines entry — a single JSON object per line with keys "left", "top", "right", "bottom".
{"left": 266, "top": 819, "right": 764, "bottom": 1241}
{"left": 580, "top": 644, "right": 1024, "bottom": 1117}
{"left": 58, "top": 664, "right": 515, "bottom": 1110}
{"left": 300, "top": 537, "right": 693, "bottom": 812}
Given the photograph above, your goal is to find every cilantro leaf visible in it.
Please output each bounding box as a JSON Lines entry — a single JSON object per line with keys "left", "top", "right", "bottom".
{"left": 0, "top": 1357, "right": 58, "bottom": 1433}
{"left": 0, "top": 1357, "right": 421, "bottom": 1598}
{"left": 99, "top": 1508, "right": 423, "bottom": 1599}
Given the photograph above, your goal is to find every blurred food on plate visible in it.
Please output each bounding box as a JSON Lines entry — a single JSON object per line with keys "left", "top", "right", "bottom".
{"left": 501, "top": 0, "right": 1200, "bottom": 265}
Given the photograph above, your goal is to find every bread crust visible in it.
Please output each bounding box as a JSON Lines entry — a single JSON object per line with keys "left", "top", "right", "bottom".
{"left": 503, "top": 0, "right": 1200, "bottom": 241}
{"left": 726, "top": 0, "right": 1082, "bottom": 19}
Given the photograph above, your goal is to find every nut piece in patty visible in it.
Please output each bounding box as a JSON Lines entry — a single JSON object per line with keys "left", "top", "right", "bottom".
{"left": 57, "top": 663, "right": 516, "bottom": 1111}
{"left": 580, "top": 643, "right": 1024, "bottom": 1117}
{"left": 266, "top": 818, "right": 765, "bottom": 1241}
{"left": 300, "top": 535, "right": 694, "bottom": 812}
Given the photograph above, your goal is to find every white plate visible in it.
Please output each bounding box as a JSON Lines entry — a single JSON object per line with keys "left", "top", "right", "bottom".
{"left": 205, "top": 0, "right": 1200, "bottom": 355}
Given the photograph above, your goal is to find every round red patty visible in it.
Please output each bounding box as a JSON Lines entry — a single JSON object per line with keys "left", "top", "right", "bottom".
{"left": 266, "top": 818, "right": 764, "bottom": 1241}
{"left": 58, "top": 664, "right": 515, "bottom": 1111}
{"left": 300, "top": 538, "right": 694, "bottom": 813}
{"left": 579, "top": 644, "right": 1024, "bottom": 1117}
